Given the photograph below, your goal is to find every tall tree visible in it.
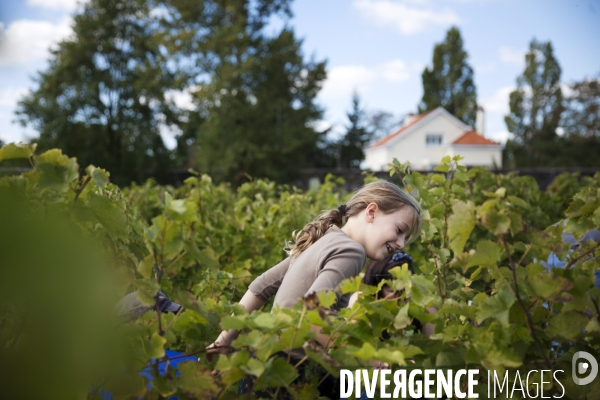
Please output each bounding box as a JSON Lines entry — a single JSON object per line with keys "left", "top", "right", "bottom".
{"left": 504, "top": 40, "right": 564, "bottom": 168}
{"left": 166, "top": 1, "right": 327, "bottom": 184}
{"left": 338, "top": 93, "right": 372, "bottom": 169}
{"left": 418, "top": 26, "right": 477, "bottom": 126}
{"left": 16, "top": 0, "right": 178, "bottom": 186}
{"left": 557, "top": 75, "right": 600, "bottom": 166}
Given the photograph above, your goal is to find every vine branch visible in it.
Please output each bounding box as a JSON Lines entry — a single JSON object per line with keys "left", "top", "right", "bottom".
{"left": 564, "top": 242, "right": 600, "bottom": 270}
{"left": 502, "top": 236, "right": 551, "bottom": 369}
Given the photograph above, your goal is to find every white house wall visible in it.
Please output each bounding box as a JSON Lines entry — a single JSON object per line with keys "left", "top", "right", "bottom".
{"left": 364, "top": 146, "right": 389, "bottom": 171}
{"left": 447, "top": 146, "right": 503, "bottom": 168}
{"left": 386, "top": 114, "right": 467, "bottom": 169}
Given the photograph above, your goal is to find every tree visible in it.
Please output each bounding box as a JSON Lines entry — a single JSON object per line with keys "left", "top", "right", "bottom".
{"left": 418, "top": 26, "right": 477, "bottom": 126}
{"left": 167, "top": 0, "right": 327, "bottom": 184}
{"left": 556, "top": 75, "right": 600, "bottom": 166}
{"left": 366, "top": 110, "right": 403, "bottom": 143}
{"left": 337, "top": 93, "right": 372, "bottom": 169}
{"left": 15, "top": 0, "right": 178, "bottom": 186}
{"left": 504, "top": 40, "right": 563, "bottom": 168}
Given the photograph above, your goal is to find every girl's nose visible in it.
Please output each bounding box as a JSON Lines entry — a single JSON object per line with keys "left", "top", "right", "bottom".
{"left": 396, "top": 236, "right": 405, "bottom": 250}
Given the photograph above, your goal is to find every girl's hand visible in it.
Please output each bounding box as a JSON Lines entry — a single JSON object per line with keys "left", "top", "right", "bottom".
{"left": 205, "top": 341, "right": 231, "bottom": 362}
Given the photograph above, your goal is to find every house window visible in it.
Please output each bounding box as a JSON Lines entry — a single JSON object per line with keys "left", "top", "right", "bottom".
{"left": 426, "top": 134, "right": 443, "bottom": 146}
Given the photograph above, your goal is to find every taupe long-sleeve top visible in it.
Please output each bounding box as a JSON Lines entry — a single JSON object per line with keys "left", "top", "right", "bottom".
{"left": 248, "top": 225, "right": 366, "bottom": 310}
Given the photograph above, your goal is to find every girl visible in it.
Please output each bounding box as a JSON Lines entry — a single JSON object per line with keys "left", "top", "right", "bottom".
{"left": 207, "top": 181, "right": 422, "bottom": 392}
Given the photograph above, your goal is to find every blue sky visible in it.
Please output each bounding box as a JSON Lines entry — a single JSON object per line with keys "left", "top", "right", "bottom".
{"left": 1, "top": 0, "right": 599, "bottom": 147}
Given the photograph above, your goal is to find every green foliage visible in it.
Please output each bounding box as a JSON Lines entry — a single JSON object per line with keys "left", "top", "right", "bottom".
{"left": 418, "top": 26, "right": 478, "bottom": 126}
{"left": 1, "top": 142, "right": 599, "bottom": 399}
{"left": 504, "top": 39, "right": 564, "bottom": 168}
{"left": 556, "top": 75, "right": 600, "bottom": 166}
{"left": 337, "top": 93, "right": 374, "bottom": 169}
{"left": 15, "top": 0, "right": 331, "bottom": 186}
{"left": 192, "top": 25, "right": 327, "bottom": 183}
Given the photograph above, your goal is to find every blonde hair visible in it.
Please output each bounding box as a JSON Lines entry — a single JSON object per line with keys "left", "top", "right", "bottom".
{"left": 286, "top": 181, "right": 422, "bottom": 260}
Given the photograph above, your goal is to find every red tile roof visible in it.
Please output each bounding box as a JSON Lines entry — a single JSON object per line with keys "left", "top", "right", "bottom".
{"left": 369, "top": 111, "right": 432, "bottom": 148}
{"left": 452, "top": 130, "right": 500, "bottom": 146}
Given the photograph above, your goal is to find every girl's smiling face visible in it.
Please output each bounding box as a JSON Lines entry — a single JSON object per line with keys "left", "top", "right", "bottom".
{"left": 363, "top": 204, "right": 415, "bottom": 261}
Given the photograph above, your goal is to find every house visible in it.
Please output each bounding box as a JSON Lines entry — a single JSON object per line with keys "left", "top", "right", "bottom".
{"left": 364, "top": 107, "right": 502, "bottom": 171}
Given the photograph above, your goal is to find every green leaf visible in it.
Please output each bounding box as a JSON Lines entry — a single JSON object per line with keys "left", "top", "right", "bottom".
{"left": 507, "top": 195, "right": 530, "bottom": 209}
{"left": 185, "top": 243, "right": 220, "bottom": 272}
{"left": 34, "top": 149, "right": 79, "bottom": 193}
{"left": 178, "top": 362, "right": 219, "bottom": 397}
{"left": 254, "top": 357, "right": 298, "bottom": 390}
{"left": 240, "top": 357, "right": 265, "bottom": 377}
{"left": 434, "top": 163, "right": 450, "bottom": 173}
{"left": 253, "top": 313, "right": 276, "bottom": 330}
{"left": 393, "top": 303, "right": 411, "bottom": 330}
{"left": 447, "top": 201, "right": 477, "bottom": 254}
{"left": 547, "top": 311, "right": 589, "bottom": 340}
{"left": 528, "top": 272, "right": 573, "bottom": 302}
{"left": 86, "top": 165, "right": 110, "bottom": 188}
{"left": 466, "top": 240, "right": 501, "bottom": 269}
{"left": 436, "top": 347, "right": 465, "bottom": 367}
{"left": 137, "top": 255, "right": 155, "bottom": 279}
{"left": 88, "top": 192, "right": 129, "bottom": 240}
{"left": 152, "top": 376, "right": 176, "bottom": 397}
{"left": 0, "top": 142, "right": 36, "bottom": 161}
{"left": 150, "top": 332, "right": 166, "bottom": 358}
{"left": 349, "top": 342, "right": 376, "bottom": 360}
{"left": 221, "top": 315, "right": 248, "bottom": 331}
{"left": 475, "top": 287, "right": 516, "bottom": 327}
{"left": 165, "top": 192, "right": 197, "bottom": 222}
{"left": 135, "top": 279, "right": 160, "bottom": 306}
{"left": 508, "top": 212, "right": 523, "bottom": 236}
{"left": 374, "top": 349, "right": 405, "bottom": 366}
{"left": 481, "top": 209, "right": 511, "bottom": 235}
{"left": 317, "top": 290, "right": 336, "bottom": 308}
{"left": 279, "top": 324, "right": 311, "bottom": 349}
{"left": 340, "top": 276, "right": 362, "bottom": 294}
{"left": 430, "top": 173, "right": 445, "bottom": 184}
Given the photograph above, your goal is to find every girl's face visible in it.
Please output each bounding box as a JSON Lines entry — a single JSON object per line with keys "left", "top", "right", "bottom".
{"left": 381, "top": 285, "right": 400, "bottom": 300}
{"left": 363, "top": 205, "right": 414, "bottom": 261}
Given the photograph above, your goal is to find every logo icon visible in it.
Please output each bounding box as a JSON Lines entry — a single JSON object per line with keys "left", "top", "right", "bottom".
{"left": 572, "top": 351, "right": 598, "bottom": 385}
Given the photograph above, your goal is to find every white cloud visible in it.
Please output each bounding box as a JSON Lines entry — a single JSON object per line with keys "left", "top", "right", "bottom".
{"left": 352, "top": 0, "right": 461, "bottom": 35}
{"left": 499, "top": 46, "right": 525, "bottom": 66}
{"left": 486, "top": 130, "right": 512, "bottom": 144}
{"left": 0, "top": 18, "right": 73, "bottom": 67}
{"left": 320, "top": 65, "right": 378, "bottom": 102}
{"left": 0, "top": 87, "right": 29, "bottom": 108}
{"left": 474, "top": 62, "right": 496, "bottom": 73}
{"left": 379, "top": 60, "right": 411, "bottom": 82}
{"left": 27, "top": 0, "right": 83, "bottom": 12}
{"left": 481, "top": 86, "right": 514, "bottom": 114}
{"left": 320, "top": 60, "right": 417, "bottom": 104}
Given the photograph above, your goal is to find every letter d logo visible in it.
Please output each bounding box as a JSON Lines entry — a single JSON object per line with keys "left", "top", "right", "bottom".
{"left": 572, "top": 351, "right": 598, "bottom": 386}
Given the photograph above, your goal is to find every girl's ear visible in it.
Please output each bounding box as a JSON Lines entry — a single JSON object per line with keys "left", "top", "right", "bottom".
{"left": 365, "top": 202, "right": 378, "bottom": 222}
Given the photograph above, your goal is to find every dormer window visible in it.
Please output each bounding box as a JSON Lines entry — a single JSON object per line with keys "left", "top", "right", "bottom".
{"left": 426, "top": 134, "right": 443, "bottom": 146}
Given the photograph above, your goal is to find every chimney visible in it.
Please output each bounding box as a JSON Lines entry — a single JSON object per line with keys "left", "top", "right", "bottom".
{"left": 476, "top": 106, "right": 485, "bottom": 134}
{"left": 404, "top": 112, "right": 416, "bottom": 127}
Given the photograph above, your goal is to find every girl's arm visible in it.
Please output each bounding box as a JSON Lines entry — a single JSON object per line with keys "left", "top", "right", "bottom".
{"left": 207, "top": 290, "right": 266, "bottom": 355}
